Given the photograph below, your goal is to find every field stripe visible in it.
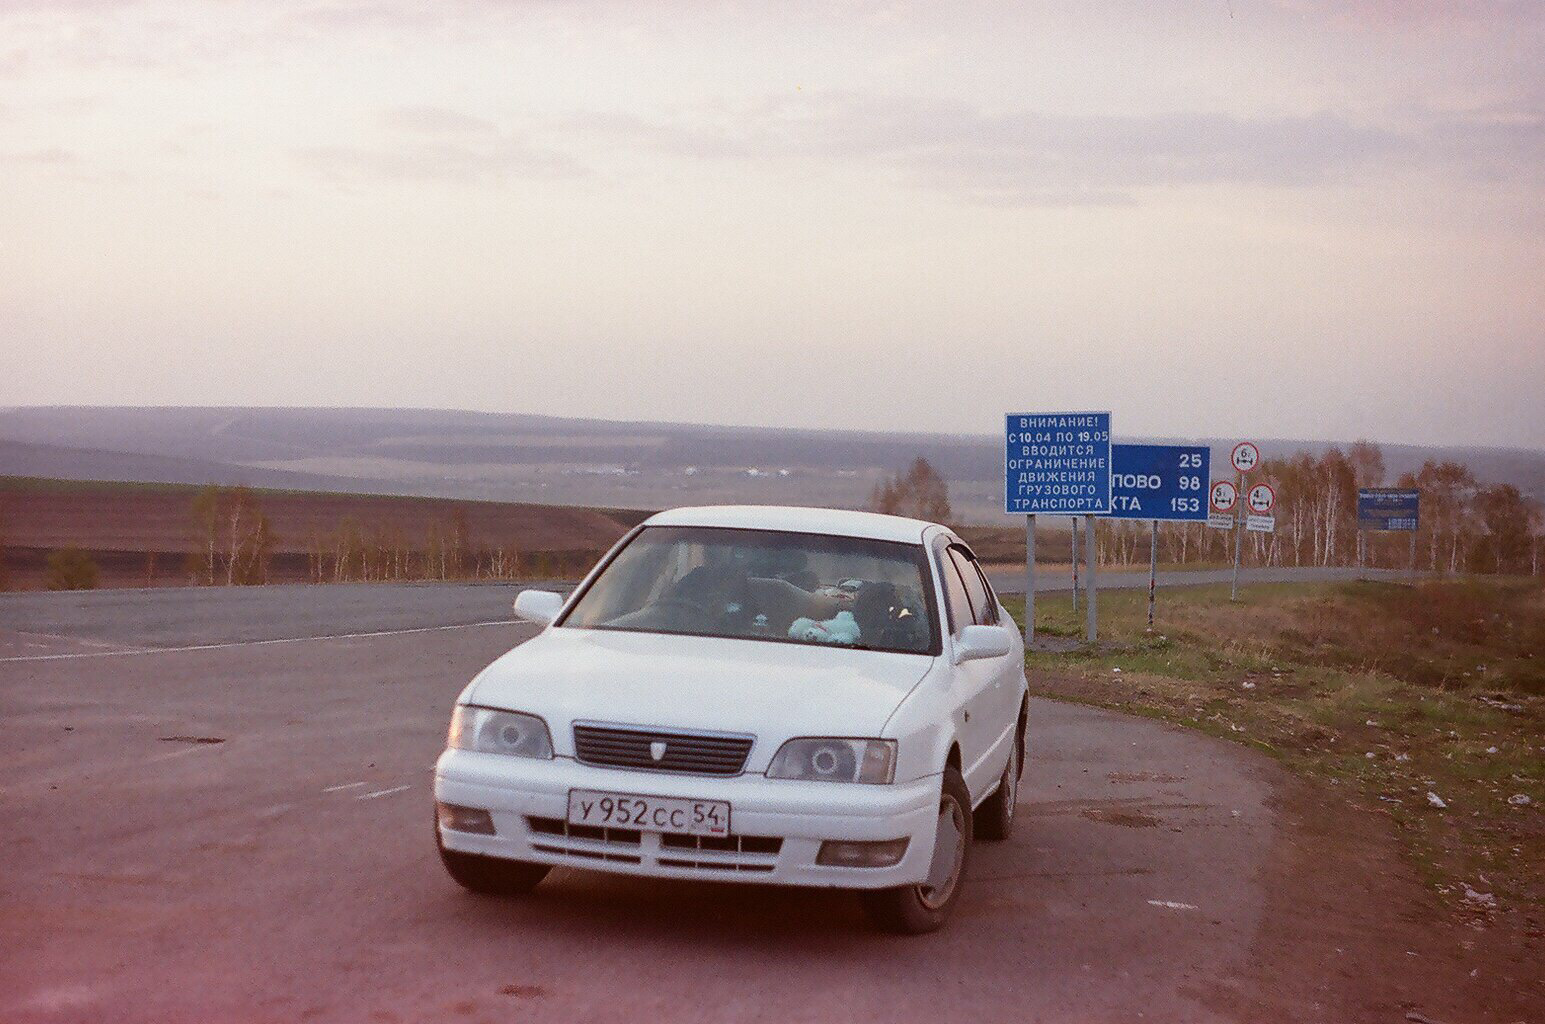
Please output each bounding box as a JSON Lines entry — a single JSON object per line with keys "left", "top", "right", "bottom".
{"left": 0, "top": 620, "right": 515, "bottom": 663}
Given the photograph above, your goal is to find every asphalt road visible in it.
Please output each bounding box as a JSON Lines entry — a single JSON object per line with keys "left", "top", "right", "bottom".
{"left": 0, "top": 587, "right": 1296, "bottom": 1024}
{"left": 0, "top": 582, "right": 535, "bottom": 652}
{"left": 0, "top": 566, "right": 1408, "bottom": 653}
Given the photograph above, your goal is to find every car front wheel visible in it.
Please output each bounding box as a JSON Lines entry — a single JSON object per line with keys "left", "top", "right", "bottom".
{"left": 860, "top": 766, "right": 972, "bottom": 934}
{"left": 437, "top": 832, "right": 550, "bottom": 896}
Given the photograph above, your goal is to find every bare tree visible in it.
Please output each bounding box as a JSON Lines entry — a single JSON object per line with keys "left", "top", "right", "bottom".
{"left": 190, "top": 486, "right": 220, "bottom": 585}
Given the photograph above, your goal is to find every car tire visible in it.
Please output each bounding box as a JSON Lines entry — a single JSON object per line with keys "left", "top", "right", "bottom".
{"left": 974, "top": 720, "right": 1023, "bottom": 842}
{"left": 860, "top": 766, "right": 972, "bottom": 935}
{"left": 437, "top": 833, "right": 550, "bottom": 896}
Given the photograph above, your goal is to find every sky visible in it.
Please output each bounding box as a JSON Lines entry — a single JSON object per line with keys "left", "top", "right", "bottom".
{"left": 2, "top": 0, "right": 1542, "bottom": 449}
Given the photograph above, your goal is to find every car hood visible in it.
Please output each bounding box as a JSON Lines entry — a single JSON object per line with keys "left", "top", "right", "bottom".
{"left": 467, "top": 627, "right": 936, "bottom": 753}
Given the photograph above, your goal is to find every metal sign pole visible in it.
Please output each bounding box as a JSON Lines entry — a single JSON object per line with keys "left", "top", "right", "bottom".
{"left": 1148, "top": 519, "right": 1157, "bottom": 631}
{"left": 1085, "top": 514, "right": 1098, "bottom": 643}
{"left": 1025, "top": 514, "right": 1036, "bottom": 646}
{"left": 1071, "top": 516, "right": 1081, "bottom": 615}
{"left": 1230, "top": 467, "right": 1244, "bottom": 602}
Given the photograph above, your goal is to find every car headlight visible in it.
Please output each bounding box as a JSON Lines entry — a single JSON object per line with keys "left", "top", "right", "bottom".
{"left": 766, "top": 738, "right": 896, "bottom": 784}
{"left": 447, "top": 706, "right": 553, "bottom": 759}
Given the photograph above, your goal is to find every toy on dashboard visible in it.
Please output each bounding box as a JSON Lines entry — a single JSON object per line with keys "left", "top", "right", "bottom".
{"left": 787, "top": 610, "right": 862, "bottom": 645}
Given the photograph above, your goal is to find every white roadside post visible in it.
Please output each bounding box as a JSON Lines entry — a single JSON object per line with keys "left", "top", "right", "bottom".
{"left": 1228, "top": 442, "right": 1260, "bottom": 602}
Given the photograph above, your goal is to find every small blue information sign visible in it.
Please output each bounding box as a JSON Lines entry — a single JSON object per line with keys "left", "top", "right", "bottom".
{"left": 1004, "top": 412, "right": 1112, "bottom": 515}
{"left": 1358, "top": 488, "right": 1420, "bottom": 531}
{"left": 1109, "top": 444, "right": 1211, "bottom": 521}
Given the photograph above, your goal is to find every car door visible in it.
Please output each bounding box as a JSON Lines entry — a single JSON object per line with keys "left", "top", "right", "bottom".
{"left": 949, "top": 545, "right": 1022, "bottom": 760}
{"left": 935, "top": 540, "right": 1000, "bottom": 801}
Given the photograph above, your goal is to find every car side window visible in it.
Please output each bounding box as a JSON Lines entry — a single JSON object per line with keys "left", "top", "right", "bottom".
{"left": 938, "top": 555, "right": 975, "bottom": 636}
{"left": 947, "top": 547, "right": 996, "bottom": 626}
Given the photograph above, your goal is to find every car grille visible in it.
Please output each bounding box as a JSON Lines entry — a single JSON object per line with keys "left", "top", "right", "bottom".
{"left": 524, "top": 817, "right": 782, "bottom": 872}
{"left": 572, "top": 722, "right": 754, "bottom": 776}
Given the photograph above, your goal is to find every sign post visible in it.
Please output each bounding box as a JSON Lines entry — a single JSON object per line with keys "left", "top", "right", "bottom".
{"left": 1071, "top": 517, "right": 1080, "bottom": 616}
{"left": 1149, "top": 519, "right": 1158, "bottom": 630}
{"left": 1024, "top": 514, "right": 1036, "bottom": 643}
{"left": 1228, "top": 442, "right": 1260, "bottom": 601}
{"left": 1108, "top": 443, "right": 1211, "bottom": 630}
{"left": 1005, "top": 412, "right": 1112, "bottom": 645}
{"left": 1357, "top": 488, "right": 1421, "bottom": 582}
{"left": 1085, "top": 514, "right": 1096, "bottom": 641}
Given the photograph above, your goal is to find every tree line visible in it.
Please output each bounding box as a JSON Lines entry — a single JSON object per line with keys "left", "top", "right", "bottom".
{"left": 187, "top": 486, "right": 595, "bottom": 586}
{"left": 1090, "top": 442, "right": 1543, "bottom": 575}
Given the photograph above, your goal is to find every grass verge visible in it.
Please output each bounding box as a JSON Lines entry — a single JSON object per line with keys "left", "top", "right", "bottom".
{"left": 1002, "top": 578, "right": 1544, "bottom": 922}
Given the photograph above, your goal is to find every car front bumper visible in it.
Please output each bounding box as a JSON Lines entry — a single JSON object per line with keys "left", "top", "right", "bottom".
{"left": 433, "top": 749, "right": 942, "bottom": 889}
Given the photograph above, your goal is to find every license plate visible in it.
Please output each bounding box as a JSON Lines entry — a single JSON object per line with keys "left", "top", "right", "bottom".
{"left": 567, "top": 789, "right": 731, "bottom": 837}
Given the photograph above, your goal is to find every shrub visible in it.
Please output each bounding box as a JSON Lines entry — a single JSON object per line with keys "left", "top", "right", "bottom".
{"left": 46, "top": 547, "right": 100, "bottom": 591}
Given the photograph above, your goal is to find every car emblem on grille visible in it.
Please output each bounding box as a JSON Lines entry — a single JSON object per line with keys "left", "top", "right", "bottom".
{"left": 650, "top": 741, "right": 667, "bottom": 761}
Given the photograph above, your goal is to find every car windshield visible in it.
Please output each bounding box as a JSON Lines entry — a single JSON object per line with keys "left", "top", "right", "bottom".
{"left": 560, "top": 526, "right": 939, "bottom": 655}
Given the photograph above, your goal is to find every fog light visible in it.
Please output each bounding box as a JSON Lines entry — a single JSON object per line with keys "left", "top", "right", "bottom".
{"left": 816, "top": 838, "right": 909, "bottom": 868}
{"left": 437, "top": 802, "right": 495, "bottom": 836}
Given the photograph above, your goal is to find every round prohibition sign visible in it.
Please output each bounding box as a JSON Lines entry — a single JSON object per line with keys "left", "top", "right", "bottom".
{"left": 1231, "top": 441, "right": 1261, "bottom": 473}
{"left": 1210, "top": 480, "right": 1239, "bottom": 513}
{"left": 1247, "top": 482, "right": 1276, "bottom": 514}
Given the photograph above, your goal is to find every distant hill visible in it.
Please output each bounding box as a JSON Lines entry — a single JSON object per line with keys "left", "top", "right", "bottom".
{"left": 2, "top": 406, "right": 1540, "bottom": 523}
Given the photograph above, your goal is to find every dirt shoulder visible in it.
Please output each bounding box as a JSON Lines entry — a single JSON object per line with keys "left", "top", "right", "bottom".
{"left": 1008, "top": 579, "right": 1544, "bottom": 1023}
{"left": 1042, "top": 671, "right": 1541, "bottom": 1024}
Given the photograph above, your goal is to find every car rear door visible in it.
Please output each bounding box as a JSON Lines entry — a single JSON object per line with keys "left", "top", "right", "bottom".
{"left": 935, "top": 541, "right": 1000, "bottom": 800}
{"left": 946, "top": 544, "right": 1021, "bottom": 791}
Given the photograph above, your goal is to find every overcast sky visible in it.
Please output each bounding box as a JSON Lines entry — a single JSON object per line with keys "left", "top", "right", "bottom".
{"left": 2, "top": 0, "right": 1541, "bottom": 448}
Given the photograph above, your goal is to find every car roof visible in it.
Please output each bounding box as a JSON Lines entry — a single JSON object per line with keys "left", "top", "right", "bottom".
{"left": 643, "top": 505, "right": 940, "bottom": 544}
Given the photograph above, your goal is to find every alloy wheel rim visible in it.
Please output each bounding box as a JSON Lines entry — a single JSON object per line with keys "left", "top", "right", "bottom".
{"left": 918, "top": 795, "right": 965, "bottom": 910}
{"left": 1004, "top": 743, "right": 1018, "bottom": 821}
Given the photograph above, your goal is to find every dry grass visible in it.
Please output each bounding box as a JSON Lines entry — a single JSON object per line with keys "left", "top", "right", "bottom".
{"left": 1003, "top": 579, "right": 1545, "bottom": 922}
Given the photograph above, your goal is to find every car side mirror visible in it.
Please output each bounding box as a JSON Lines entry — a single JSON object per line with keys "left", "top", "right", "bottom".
{"left": 513, "top": 589, "right": 565, "bottom": 626}
{"left": 953, "top": 624, "right": 1012, "bottom": 664}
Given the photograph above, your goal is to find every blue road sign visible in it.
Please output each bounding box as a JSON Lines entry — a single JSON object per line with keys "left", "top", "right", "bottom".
{"left": 1358, "top": 488, "right": 1420, "bottom": 531}
{"left": 1004, "top": 412, "right": 1112, "bottom": 515}
{"left": 1108, "top": 444, "right": 1211, "bottom": 521}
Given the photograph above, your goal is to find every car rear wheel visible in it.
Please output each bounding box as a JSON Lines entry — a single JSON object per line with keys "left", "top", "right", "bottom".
{"left": 437, "top": 832, "right": 550, "bottom": 896}
{"left": 860, "top": 766, "right": 972, "bottom": 934}
{"left": 975, "top": 724, "right": 1022, "bottom": 841}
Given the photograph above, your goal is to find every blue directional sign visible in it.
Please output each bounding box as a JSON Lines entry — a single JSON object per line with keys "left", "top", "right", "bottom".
{"left": 1004, "top": 412, "right": 1112, "bottom": 515}
{"left": 1358, "top": 488, "right": 1420, "bottom": 531}
{"left": 1108, "top": 444, "right": 1211, "bottom": 521}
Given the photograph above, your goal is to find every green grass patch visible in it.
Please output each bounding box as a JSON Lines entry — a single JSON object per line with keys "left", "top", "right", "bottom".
{"left": 1005, "top": 579, "right": 1545, "bottom": 916}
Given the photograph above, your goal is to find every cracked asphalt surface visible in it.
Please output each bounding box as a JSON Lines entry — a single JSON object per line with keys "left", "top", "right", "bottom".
{"left": 2, "top": 586, "right": 1287, "bottom": 1023}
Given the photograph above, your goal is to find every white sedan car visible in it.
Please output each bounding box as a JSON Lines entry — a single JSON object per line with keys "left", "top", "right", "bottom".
{"left": 433, "top": 505, "right": 1027, "bottom": 933}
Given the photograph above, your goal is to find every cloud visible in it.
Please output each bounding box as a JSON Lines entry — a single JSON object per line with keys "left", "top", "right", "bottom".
{"left": 380, "top": 106, "right": 499, "bottom": 136}
{"left": 573, "top": 92, "right": 1544, "bottom": 205}
{"left": 295, "top": 135, "right": 584, "bottom": 186}
{"left": 0, "top": 145, "right": 76, "bottom": 165}
{"left": 1267, "top": 0, "right": 1542, "bottom": 29}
